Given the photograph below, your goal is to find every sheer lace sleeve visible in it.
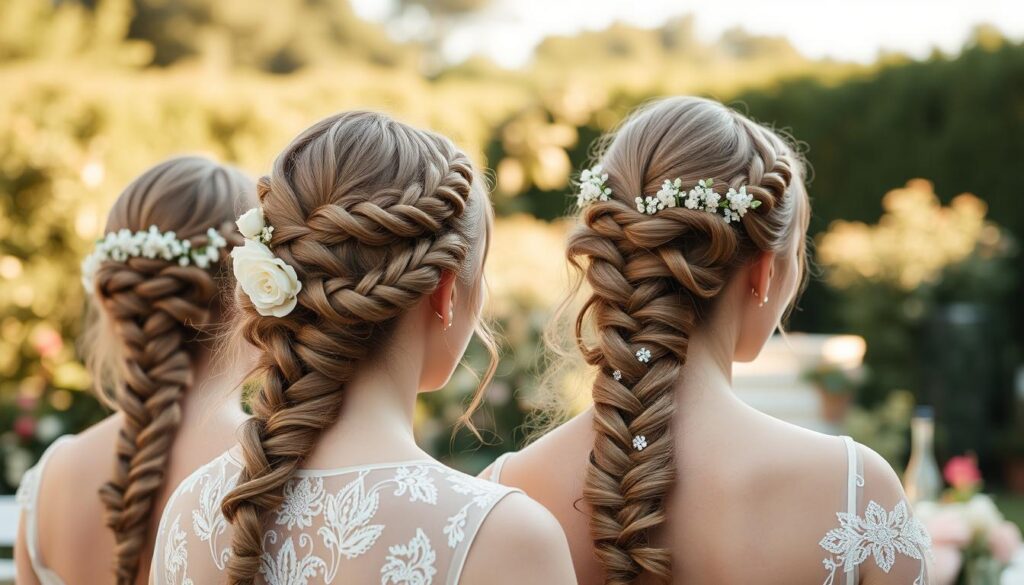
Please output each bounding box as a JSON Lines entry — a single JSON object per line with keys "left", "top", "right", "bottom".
{"left": 818, "top": 437, "right": 933, "bottom": 585}
{"left": 151, "top": 452, "right": 521, "bottom": 585}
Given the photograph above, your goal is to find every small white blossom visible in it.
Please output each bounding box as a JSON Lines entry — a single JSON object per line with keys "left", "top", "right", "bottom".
{"left": 655, "top": 178, "right": 681, "bottom": 209}
{"left": 576, "top": 165, "right": 613, "bottom": 209}
{"left": 725, "top": 186, "right": 758, "bottom": 221}
{"left": 703, "top": 190, "right": 722, "bottom": 213}
{"left": 80, "top": 224, "right": 229, "bottom": 293}
{"left": 635, "top": 347, "right": 652, "bottom": 363}
{"left": 612, "top": 370, "right": 622, "bottom": 381}
{"left": 632, "top": 435, "right": 648, "bottom": 451}
{"left": 683, "top": 188, "right": 703, "bottom": 210}
{"left": 642, "top": 196, "right": 660, "bottom": 215}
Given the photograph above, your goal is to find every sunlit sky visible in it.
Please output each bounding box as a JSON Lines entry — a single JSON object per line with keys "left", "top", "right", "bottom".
{"left": 352, "top": 0, "right": 1024, "bottom": 68}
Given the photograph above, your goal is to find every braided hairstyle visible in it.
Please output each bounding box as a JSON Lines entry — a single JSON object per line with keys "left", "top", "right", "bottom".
{"left": 82, "top": 156, "right": 254, "bottom": 584}
{"left": 569, "top": 97, "right": 809, "bottom": 583}
{"left": 219, "top": 111, "right": 493, "bottom": 584}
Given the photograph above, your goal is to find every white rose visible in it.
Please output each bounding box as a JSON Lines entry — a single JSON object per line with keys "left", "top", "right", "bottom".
{"left": 231, "top": 240, "right": 302, "bottom": 317}
{"left": 964, "top": 494, "right": 1004, "bottom": 533}
{"left": 236, "top": 207, "right": 266, "bottom": 240}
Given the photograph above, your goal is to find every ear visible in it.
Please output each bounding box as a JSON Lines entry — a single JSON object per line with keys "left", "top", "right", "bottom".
{"left": 748, "top": 251, "right": 776, "bottom": 305}
{"left": 429, "top": 270, "right": 457, "bottom": 329}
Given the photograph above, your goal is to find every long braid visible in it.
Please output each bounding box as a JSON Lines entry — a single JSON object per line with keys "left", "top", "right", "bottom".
{"left": 571, "top": 97, "right": 801, "bottom": 583}
{"left": 219, "top": 112, "right": 484, "bottom": 584}
{"left": 87, "top": 157, "right": 253, "bottom": 585}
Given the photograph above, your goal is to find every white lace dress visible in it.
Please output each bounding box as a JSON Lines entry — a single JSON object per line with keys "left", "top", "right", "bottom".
{"left": 151, "top": 450, "right": 520, "bottom": 585}
{"left": 488, "top": 435, "right": 933, "bottom": 585}
{"left": 14, "top": 435, "right": 73, "bottom": 585}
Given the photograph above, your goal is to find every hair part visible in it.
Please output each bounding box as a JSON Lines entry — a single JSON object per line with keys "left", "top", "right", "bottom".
{"left": 82, "top": 155, "right": 254, "bottom": 584}
{"left": 567, "top": 96, "right": 807, "bottom": 583}
{"left": 218, "top": 111, "right": 495, "bottom": 584}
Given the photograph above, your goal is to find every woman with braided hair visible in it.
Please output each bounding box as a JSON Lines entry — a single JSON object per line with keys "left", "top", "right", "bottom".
{"left": 150, "top": 111, "right": 575, "bottom": 585}
{"left": 15, "top": 156, "right": 258, "bottom": 585}
{"left": 485, "top": 97, "right": 934, "bottom": 585}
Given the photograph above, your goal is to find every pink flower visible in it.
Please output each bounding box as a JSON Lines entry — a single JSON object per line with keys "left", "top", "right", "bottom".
{"left": 30, "top": 326, "right": 63, "bottom": 359}
{"left": 926, "top": 508, "right": 972, "bottom": 547}
{"left": 15, "top": 393, "right": 38, "bottom": 412}
{"left": 931, "top": 544, "right": 964, "bottom": 585}
{"left": 13, "top": 415, "right": 35, "bottom": 439}
{"left": 988, "top": 521, "right": 1023, "bottom": 564}
{"left": 944, "top": 454, "right": 982, "bottom": 491}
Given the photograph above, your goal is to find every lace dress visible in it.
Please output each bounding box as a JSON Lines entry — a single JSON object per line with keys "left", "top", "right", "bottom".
{"left": 151, "top": 450, "right": 520, "bottom": 585}
{"left": 14, "top": 435, "right": 73, "bottom": 585}
{"left": 488, "top": 436, "right": 933, "bottom": 585}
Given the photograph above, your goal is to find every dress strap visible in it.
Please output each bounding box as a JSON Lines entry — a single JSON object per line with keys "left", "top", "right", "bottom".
{"left": 488, "top": 452, "right": 514, "bottom": 484}
{"left": 447, "top": 480, "right": 521, "bottom": 585}
{"left": 840, "top": 435, "right": 860, "bottom": 585}
{"left": 15, "top": 435, "right": 73, "bottom": 585}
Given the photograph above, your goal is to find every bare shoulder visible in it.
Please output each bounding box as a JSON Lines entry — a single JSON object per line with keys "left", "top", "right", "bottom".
{"left": 494, "top": 411, "right": 593, "bottom": 491}
{"left": 720, "top": 410, "right": 851, "bottom": 493}
{"left": 458, "top": 492, "right": 576, "bottom": 585}
{"left": 38, "top": 414, "right": 121, "bottom": 521}
{"left": 23, "top": 415, "right": 121, "bottom": 577}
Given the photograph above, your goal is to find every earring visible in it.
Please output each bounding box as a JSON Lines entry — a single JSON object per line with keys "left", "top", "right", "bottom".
{"left": 435, "top": 310, "right": 451, "bottom": 331}
{"left": 752, "top": 288, "right": 768, "bottom": 308}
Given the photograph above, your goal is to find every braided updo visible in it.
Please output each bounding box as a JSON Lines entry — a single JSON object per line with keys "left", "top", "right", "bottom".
{"left": 83, "top": 156, "right": 254, "bottom": 584}
{"left": 570, "top": 97, "right": 808, "bottom": 583}
{"left": 219, "top": 111, "right": 492, "bottom": 584}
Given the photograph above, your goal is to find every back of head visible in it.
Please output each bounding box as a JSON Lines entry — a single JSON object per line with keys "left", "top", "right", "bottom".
{"left": 219, "top": 111, "right": 491, "bottom": 584}
{"left": 569, "top": 96, "right": 808, "bottom": 583}
{"left": 83, "top": 155, "right": 255, "bottom": 584}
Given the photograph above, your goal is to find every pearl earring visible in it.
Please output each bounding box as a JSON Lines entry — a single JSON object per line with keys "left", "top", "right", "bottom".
{"left": 435, "top": 310, "right": 452, "bottom": 331}
{"left": 752, "top": 288, "right": 768, "bottom": 308}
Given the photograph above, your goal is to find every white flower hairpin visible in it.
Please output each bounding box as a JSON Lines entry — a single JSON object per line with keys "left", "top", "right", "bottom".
{"left": 574, "top": 165, "right": 763, "bottom": 224}
{"left": 637, "top": 178, "right": 762, "bottom": 223}
{"left": 80, "top": 225, "right": 228, "bottom": 291}
{"left": 575, "top": 165, "right": 612, "bottom": 208}
{"left": 231, "top": 207, "right": 302, "bottom": 317}
{"left": 632, "top": 435, "right": 648, "bottom": 451}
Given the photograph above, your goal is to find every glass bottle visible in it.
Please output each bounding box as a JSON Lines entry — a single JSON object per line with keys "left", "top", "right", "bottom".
{"left": 903, "top": 406, "right": 942, "bottom": 503}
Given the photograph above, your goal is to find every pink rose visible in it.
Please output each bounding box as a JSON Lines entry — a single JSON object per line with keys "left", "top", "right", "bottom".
{"left": 944, "top": 454, "right": 982, "bottom": 491}
{"left": 13, "top": 415, "right": 35, "bottom": 439}
{"left": 926, "top": 508, "right": 972, "bottom": 547}
{"left": 988, "top": 521, "right": 1023, "bottom": 564}
{"left": 931, "top": 544, "right": 963, "bottom": 585}
{"left": 30, "top": 326, "right": 63, "bottom": 359}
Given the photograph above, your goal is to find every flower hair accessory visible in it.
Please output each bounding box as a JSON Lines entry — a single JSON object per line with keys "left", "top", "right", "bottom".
{"left": 231, "top": 207, "right": 302, "bottom": 317}
{"left": 637, "top": 177, "right": 761, "bottom": 223}
{"left": 576, "top": 165, "right": 612, "bottom": 208}
{"left": 81, "top": 225, "right": 228, "bottom": 291}
{"left": 574, "top": 166, "right": 762, "bottom": 224}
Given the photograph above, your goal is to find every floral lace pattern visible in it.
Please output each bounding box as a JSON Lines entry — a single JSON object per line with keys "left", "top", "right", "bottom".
{"left": 152, "top": 455, "right": 518, "bottom": 585}
{"left": 819, "top": 484, "right": 933, "bottom": 584}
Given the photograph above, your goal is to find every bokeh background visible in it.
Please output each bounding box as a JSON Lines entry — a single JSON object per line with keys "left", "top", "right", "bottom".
{"left": 1, "top": 0, "right": 1023, "bottom": 534}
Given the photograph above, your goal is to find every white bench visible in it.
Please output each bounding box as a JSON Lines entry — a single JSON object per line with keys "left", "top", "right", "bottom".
{"left": 0, "top": 495, "right": 19, "bottom": 584}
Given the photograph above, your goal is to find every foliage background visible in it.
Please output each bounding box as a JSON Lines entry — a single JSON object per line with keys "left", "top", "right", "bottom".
{"left": 1, "top": 0, "right": 1022, "bottom": 503}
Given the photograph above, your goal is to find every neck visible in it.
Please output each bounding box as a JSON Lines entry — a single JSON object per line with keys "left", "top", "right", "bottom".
{"left": 177, "top": 346, "right": 249, "bottom": 429}
{"left": 673, "top": 299, "right": 749, "bottom": 415}
{"left": 308, "top": 342, "right": 426, "bottom": 468}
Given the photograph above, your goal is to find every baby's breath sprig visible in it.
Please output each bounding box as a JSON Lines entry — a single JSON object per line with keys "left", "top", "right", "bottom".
{"left": 576, "top": 165, "right": 613, "bottom": 209}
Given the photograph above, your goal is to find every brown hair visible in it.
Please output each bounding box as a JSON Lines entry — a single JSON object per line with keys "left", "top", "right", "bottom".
{"left": 568, "top": 96, "right": 808, "bottom": 583}
{"left": 83, "top": 156, "right": 254, "bottom": 584}
{"left": 218, "top": 111, "right": 495, "bottom": 584}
